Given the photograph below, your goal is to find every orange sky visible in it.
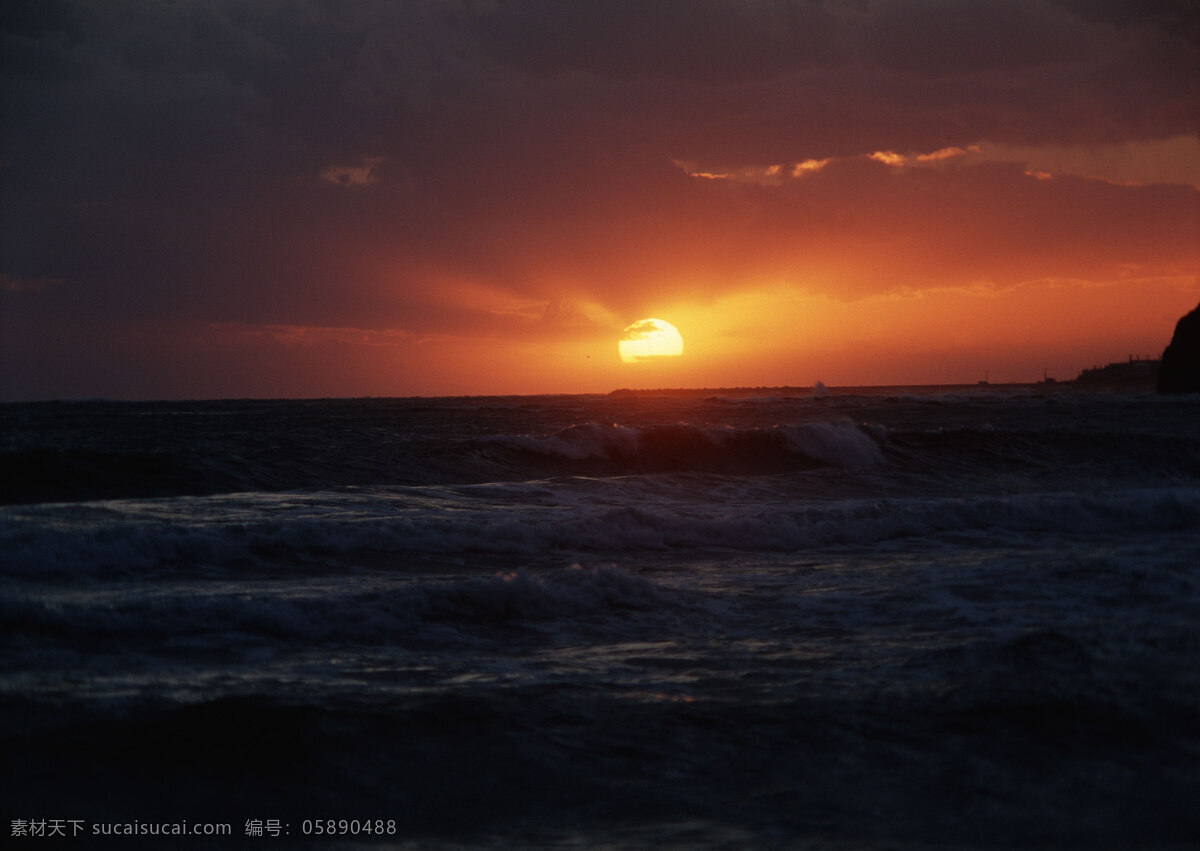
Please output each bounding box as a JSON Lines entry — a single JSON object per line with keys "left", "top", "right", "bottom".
{"left": 2, "top": 1, "right": 1198, "bottom": 399}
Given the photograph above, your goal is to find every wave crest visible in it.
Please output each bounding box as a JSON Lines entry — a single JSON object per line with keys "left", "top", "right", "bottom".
{"left": 483, "top": 420, "right": 884, "bottom": 472}
{"left": 1, "top": 564, "right": 671, "bottom": 643}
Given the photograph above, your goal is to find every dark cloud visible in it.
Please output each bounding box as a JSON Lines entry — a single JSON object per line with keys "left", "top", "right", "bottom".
{"left": 469, "top": 0, "right": 848, "bottom": 81}
{"left": 860, "top": 0, "right": 1096, "bottom": 75}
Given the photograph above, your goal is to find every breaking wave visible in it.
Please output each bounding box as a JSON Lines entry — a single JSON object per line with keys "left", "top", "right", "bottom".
{"left": 4, "top": 485, "right": 1198, "bottom": 577}
{"left": 0, "top": 564, "right": 669, "bottom": 643}
{"left": 482, "top": 419, "right": 884, "bottom": 472}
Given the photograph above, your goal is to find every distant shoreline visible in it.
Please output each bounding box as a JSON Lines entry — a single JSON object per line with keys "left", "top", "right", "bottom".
{"left": 608, "top": 380, "right": 1157, "bottom": 398}
{"left": 610, "top": 358, "right": 1162, "bottom": 398}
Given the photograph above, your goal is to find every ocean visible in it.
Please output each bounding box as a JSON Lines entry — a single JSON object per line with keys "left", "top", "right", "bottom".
{"left": 2, "top": 387, "right": 1199, "bottom": 848}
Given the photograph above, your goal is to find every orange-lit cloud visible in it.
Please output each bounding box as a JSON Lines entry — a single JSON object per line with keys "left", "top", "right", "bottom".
{"left": 791, "top": 158, "right": 832, "bottom": 177}
{"left": 864, "top": 146, "right": 979, "bottom": 168}
{"left": 869, "top": 150, "right": 908, "bottom": 166}
{"left": 320, "top": 157, "right": 387, "bottom": 187}
{"left": 916, "top": 146, "right": 976, "bottom": 162}
{"left": 675, "top": 158, "right": 832, "bottom": 185}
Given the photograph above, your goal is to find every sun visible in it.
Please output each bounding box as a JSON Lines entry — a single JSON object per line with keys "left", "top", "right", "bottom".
{"left": 619, "top": 318, "right": 684, "bottom": 363}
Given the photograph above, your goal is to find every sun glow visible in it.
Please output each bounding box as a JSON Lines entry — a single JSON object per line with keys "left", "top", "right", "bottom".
{"left": 619, "top": 318, "right": 684, "bottom": 363}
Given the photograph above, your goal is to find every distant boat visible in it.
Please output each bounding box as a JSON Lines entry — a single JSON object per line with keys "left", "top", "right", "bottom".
{"left": 978, "top": 370, "right": 989, "bottom": 385}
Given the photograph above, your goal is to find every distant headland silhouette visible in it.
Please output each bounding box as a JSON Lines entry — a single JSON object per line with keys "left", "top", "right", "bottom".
{"left": 1158, "top": 302, "right": 1200, "bottom": 394}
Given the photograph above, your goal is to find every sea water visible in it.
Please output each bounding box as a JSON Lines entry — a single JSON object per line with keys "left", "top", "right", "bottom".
{"left": 2, "top": 388, "right": 1199, "bottom": 847}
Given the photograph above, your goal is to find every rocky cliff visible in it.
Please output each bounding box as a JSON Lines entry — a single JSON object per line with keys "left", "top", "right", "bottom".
{"left": 1157, "top": 302, "right": 1200, "bottom": 394}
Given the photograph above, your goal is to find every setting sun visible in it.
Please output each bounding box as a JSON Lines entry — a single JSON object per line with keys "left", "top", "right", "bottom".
{"left": 619, "top": 318, "right": 685, "bottom": 363}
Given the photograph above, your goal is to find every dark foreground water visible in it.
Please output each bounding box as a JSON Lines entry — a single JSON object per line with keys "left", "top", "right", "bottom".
{"left": 2, "top": 387, "right": 1199, "bottom": 848}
